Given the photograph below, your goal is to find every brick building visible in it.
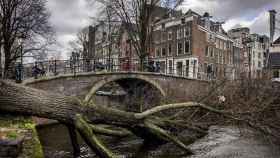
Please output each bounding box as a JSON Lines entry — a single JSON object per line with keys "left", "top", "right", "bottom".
{"left": 151, "top": 10, "right": 235, "bottom": 80}
{"left": 89, "top": 4, "right": 181, "bottom": 71}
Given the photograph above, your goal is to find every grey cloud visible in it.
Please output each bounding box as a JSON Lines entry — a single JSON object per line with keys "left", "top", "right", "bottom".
{"left": 189, "top": 0, "right": 279, "bottom": 20}
{"left": 46, "top": 0, "right": 99, "bottom": 56}
{"left": 181, "top": 0, "right": 280, "bottom": 37}
{"left": 46, "top": 0, "right": 280, "bottom": 57}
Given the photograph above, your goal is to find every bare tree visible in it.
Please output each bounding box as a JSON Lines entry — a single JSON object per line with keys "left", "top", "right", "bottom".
{"left": 0, "top": 0, "right": 53, "bottom": 78}
{"left": 68, "top": 27, "right": 89, "bottom": 58}
{"left": 93, "top": 0, "right": 183, "bottom": 70}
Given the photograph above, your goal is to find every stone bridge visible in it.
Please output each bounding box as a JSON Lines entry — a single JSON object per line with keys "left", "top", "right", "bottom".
{"left": 24, "top": 72, "right": 209, "bottom": 109}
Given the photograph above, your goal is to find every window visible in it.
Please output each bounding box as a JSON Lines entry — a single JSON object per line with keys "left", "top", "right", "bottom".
{"left": 229, "top": 53, "right": 232, "bottom": 64}
{"left": 258, "top": 53, "right": 261, "bottom": 58}
{"left": 177, "top": 29, "right": 180, "bottom": 39}
{"left": 162, "top": 23, "right": 165, "bottom": 29}
{"left": 177, "top": 29, "right": 183, "bottom": 39}
{"left": 168, "top": 44, "right": 172, "bottom": 56}
{"left": 177, "top": 42, "right": 183, "bottom": 55}
{"left": 161, "top": 32, "right": 166, "bottom": 42}
{"left": 185, "top": 41, "right": 190, "bottom": 54}
{"left": 210, "top": 47, "right": 214, "bottom": 57}
{"left": 193, "top": 60, "right": 197, "bottom": 78}
{"left": 162, "top": 48, "right": 166, "bottom": 57}
{"left": 185, "top": 27, "right": 190, "bottom": 37}
{"left": 205, "top": 46, "right": 209, "bottom": 57}
{"left": 216, "top": 39, "right": 219, "bottom": 48}
{"left": 168, "top": 32, "right": 172, "bottom": 40}
{"left": 156, "top": 48, "right": 161, "bottom": 57}
{"left": 273, "top": 70, "right": 279, "bottom": 78}
{"left": 169, "top": 60, "right": 173, "bottom": 74}
{"left": 177, "top": 62, "right": 183, "bottom": 76}
{"left": 220, "top": 51, "right": 223, "bottom": 64}
{"left": 207, "top": 33, "right": 215, "bottom": 43}
{"left": 220, "top": 40, "right": 223, "bottom": 49}
{"left": 258, "top": 61, "right": 261, "bottom": 68}
{"left": 181, "top": 18, "right": 186, "bottom": 24}
{"left": 186, "top": 60, "right": 189, "bottom": 77}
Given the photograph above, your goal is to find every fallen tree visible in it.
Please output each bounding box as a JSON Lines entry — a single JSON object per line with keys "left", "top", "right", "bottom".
{"left": 0, "top": 80, "right": 208, "bottom": 157}
{"left": 1, "top": 79, "right": 280, "bottom": 157}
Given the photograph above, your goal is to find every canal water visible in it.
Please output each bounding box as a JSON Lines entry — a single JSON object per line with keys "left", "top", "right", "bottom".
{"left": 37, "top": 124, "right": 280, "bottom": 158}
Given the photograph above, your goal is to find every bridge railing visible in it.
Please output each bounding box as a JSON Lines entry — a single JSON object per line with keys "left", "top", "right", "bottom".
{"left": 19, "top": 58, "right": 141, "bottom": 79}
{"left": 11, "top": 58, "right": 210, "bottom": 81}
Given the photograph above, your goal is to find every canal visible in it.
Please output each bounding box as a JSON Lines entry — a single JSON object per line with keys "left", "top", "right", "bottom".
{"left": 37, "top": 124, "right": 280, "bottom": 158}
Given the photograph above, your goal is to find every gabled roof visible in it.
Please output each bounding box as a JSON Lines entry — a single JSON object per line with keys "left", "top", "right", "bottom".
{"left": 268, "top": 52, "right": 280, "bottom": 69}
{"left": 185, "top": 9, "right": 201, "bottom": 17}
{"left": 274, "top": 37, "right": 280, "bottom": 44}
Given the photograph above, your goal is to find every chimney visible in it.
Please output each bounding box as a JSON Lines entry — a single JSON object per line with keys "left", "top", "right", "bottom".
{"left": 269, "top": 10, "right": 277, "bottom": 44}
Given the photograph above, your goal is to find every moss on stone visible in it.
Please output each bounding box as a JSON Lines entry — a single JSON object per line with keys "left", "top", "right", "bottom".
{"left": 0, "top": 114, "right": 44, "bottom": 158}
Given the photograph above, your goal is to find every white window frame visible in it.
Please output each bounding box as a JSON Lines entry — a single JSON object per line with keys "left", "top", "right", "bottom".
{"left": 184, "top": 40, "right": 190, "bottom": 54}
{"left": 161, "top": 47, "right": 166, "bottom": 57}
{"left": 177, "top": 29, "right": 180, "bottom": 39}
{"left": 177, "top": 42, "right": 183, "bottom": 55}
{"left": 168, "top": 44, "right": 172, "bottom": 56}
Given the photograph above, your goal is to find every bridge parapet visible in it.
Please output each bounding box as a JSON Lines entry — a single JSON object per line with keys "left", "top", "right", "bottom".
{"left": 16, "top": 59, "right": 209, "bottom": 82}
{"left": 24, "top": 71, "right": 209, "bottom": 104}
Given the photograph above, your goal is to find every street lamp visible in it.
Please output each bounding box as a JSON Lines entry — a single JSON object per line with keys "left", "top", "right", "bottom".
{"left": 15, "top": 39, "right": 24, "bottom": 83}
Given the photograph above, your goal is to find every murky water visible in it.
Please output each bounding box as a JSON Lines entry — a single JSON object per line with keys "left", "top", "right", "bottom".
{"left": 37, "top": 124, "right": 280, "bottom": 158}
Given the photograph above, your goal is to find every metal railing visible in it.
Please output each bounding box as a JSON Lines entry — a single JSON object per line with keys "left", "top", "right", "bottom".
{"left": 7, "top": 58, "right": 213, "bottom": 81}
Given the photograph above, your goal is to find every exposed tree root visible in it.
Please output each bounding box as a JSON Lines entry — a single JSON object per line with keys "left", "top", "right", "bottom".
{"left": 144, "top": 119, "right": 193, "bottom": 155}
{"left": 90, "top": 124, "right": 132, "bottom": 137}
{"left": 74, "top": 114, "right": 116, "bottom": 158}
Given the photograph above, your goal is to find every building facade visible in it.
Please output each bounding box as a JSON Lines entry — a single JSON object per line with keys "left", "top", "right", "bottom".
{"left": 228, "top": 27, "right": 269, "bottom": 79}
{"left": 249, "top": 34, "right": 269, "bottom": 78}
{"left": 151, "top": 10, "right": 235, "bottom": 80}
{"left": 268, "top": 37, "right": 280, "bottom": 80}
{"left": 91, "top": 22, "right": 122, "bottom": 71}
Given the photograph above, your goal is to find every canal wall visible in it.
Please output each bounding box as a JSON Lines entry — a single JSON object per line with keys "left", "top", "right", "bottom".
{"left": 0, "top": 115, "right": 44, "bottom": 158}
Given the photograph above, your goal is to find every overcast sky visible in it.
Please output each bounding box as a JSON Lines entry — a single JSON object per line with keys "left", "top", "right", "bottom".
{"left": 46, "top": 0, "right": 280, "bottom": 58}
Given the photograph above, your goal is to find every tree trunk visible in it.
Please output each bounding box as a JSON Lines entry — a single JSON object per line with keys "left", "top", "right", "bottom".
{"left": 0, "top": 80, "right": 201, "bottom": 157}
{"left": 0, "top": 80, "right": 138, "bottom": 126}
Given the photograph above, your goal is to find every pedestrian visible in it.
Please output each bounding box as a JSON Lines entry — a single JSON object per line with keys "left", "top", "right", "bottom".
{"left": 155, "top": 62, "right": 161, "bottom": 73}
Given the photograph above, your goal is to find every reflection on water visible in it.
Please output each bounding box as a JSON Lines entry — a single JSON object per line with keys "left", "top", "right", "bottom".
{"left": 37, "top": 124, "right": 280, "bottom": 158}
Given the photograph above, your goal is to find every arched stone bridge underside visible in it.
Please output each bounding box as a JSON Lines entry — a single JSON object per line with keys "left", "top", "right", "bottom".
{"left": 24, "top": 72, "right": 209, "bottom": 107}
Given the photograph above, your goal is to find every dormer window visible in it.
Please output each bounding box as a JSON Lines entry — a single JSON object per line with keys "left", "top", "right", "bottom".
{"left": 181, "top": 18, "right": 185, "bottom": 24}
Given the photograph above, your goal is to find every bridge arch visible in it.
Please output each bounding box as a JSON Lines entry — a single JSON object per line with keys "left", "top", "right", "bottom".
{"left": 84, "top": 74, "right": 166, "bottom": 102}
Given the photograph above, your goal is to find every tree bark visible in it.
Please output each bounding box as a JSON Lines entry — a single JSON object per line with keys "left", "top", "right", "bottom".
{"left": 0, "top": 80, "right": 204, "bottom": 157}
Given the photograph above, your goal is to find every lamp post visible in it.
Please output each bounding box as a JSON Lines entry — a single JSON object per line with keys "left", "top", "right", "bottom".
{"left": 15, "top": 39, "right": 24, "bottom": 83}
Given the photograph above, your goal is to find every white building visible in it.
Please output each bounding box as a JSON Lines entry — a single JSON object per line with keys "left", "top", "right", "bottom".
{"left": 249, "top": 34, "right": 269, "bottom": 78}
